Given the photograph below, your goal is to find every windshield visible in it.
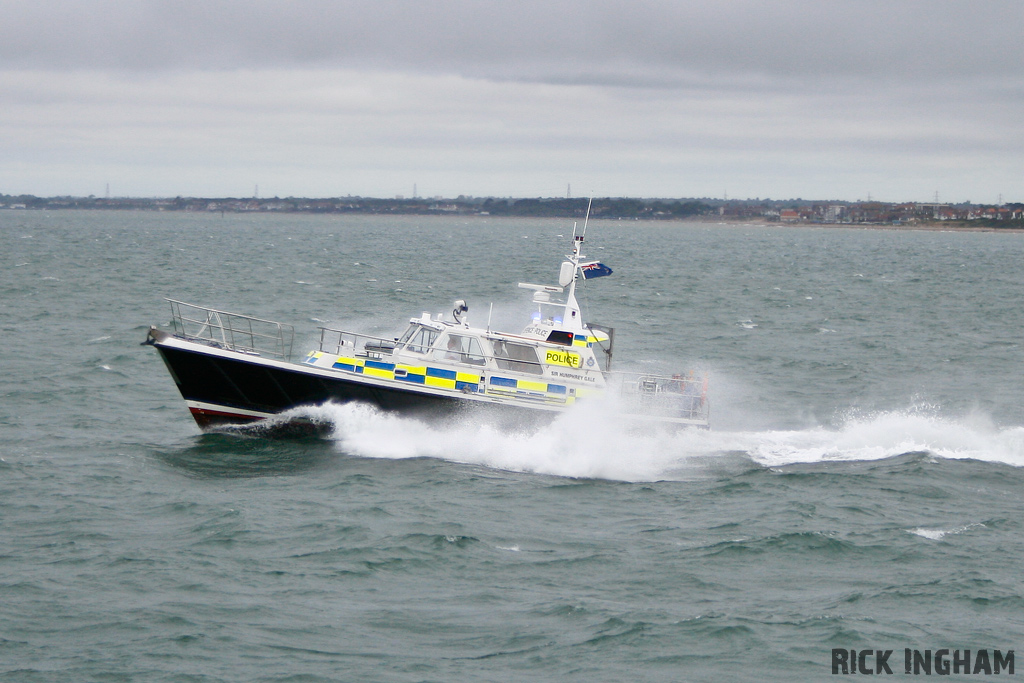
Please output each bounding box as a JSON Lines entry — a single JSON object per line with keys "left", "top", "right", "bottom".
{"left": 402, "top": 326, "right": 441, "bottom": 354}
{"left": 397, "top": 325, "right": 418, "bottom": 346}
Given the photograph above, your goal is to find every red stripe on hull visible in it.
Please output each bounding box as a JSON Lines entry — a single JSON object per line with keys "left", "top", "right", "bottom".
{"left": 188, "top": 406, "right": 265, "bottom": 429}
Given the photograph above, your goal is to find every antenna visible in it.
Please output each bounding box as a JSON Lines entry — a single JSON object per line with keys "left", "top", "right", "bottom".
{"left": 580, "top": 196, "right": 593, "bottom": 241}
{"left": 567, "top": 183, "right": 571, "bottom": 199}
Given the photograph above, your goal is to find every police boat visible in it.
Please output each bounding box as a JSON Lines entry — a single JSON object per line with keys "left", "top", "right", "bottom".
{"left": 144, "top": 219, "right": 709, "bottom": 431}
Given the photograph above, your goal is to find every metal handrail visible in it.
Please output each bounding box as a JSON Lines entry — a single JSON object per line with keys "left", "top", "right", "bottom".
{"left": 166, "top": 299, "right": 295, "bottom": 360}
{"left": 609, "top": 371, "right": 710, "bottom": 422}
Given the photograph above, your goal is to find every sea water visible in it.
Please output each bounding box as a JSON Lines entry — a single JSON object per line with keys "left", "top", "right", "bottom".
{"left": 2, "top": 211, "right": 1023, "bottom": 681}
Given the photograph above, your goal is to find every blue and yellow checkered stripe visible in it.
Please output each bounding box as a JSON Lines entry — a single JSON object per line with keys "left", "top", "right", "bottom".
{"left": 306, "top": 351, "right": 586, "bottom": 403}
{"left": 487, "top": 376, "right": 569, "bottom": 404}
{"left": 571, "top": 332, "right": 609, "bottom": 348}
{"left": 321, "top": 356, "right": 483, "bottom": 393}
{"left": 422, "top": 367, "right": 483, "bottom": 391}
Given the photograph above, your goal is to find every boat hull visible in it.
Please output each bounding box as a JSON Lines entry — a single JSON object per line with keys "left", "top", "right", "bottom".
{"left": 152, "top": 334, "right": 555, "bottom": 430}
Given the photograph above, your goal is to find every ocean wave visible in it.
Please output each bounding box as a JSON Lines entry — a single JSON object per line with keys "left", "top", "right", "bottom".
{"left": 908, "top": 522, "right": 986, "bottom": 540}
{"left": 294, "top": 401, "right": 1024, "bottom": 482}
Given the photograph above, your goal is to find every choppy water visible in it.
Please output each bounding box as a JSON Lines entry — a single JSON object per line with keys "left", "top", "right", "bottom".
{"left": 3, "top": 211, "right": 1024, "bottom": 681}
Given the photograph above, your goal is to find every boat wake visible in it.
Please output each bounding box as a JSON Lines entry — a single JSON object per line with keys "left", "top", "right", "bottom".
{"left": 293, "top": 401, "right": 1024, "bottom": 482}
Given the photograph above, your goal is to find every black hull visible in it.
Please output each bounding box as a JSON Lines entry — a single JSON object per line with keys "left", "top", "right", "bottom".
{"left": 155, "top": 342, "right": 550, "bottom": 430}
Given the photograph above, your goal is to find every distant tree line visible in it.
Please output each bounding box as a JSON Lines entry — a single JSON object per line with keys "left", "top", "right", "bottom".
{"left": 482, "top": 197, "right": 712, "bottom": 219}
{"left": 2, "top": 193, "right": 1021, "bottom": 225}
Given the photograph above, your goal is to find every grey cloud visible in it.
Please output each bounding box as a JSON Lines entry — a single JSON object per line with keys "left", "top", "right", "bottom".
{"left": 2, "top": 0, "right": 1021, "bottom": 87}
{"left": 2, "top": 1, "right": 1021, "bottom": 201}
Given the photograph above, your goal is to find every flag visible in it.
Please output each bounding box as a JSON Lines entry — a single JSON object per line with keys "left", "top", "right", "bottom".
{"left": 579, "top": 261, "right": 613, "bottom": 279}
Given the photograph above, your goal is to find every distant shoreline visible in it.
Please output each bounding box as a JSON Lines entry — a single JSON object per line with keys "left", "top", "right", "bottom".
{"left": 2, "top": 202, "right": 1022, "bottom": 233}
{"left": 0, "top": 194, "right": 1019, "bottom": 229}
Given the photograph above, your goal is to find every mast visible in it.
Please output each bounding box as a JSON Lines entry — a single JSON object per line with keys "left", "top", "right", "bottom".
{"left": 518, "top": 198, "right": 593, "bottom": 333}
{"left": 561, "top": 197, "right": 592, "bottom": 332}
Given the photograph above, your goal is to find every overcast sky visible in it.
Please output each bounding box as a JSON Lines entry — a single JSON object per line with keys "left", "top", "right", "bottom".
{"left": 1, "top": 0, "right": 1022, "bottom": 202}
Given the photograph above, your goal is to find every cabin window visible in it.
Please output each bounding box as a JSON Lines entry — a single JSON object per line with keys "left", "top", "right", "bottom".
{"left": 434, "top": 334, "right": 487, "bottom": 365}
{"left": 545, "top": 330, "right": 574, "bottom": 346}
{"left": 403, "top": 326, "right": 440, "bottom": 354}
{"left": 491, "top": 340, "right": 542, "bottom": 375}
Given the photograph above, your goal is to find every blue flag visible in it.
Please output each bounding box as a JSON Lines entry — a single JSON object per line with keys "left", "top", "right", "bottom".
{"left": 579, "top": 261, "right": 613, "bottom": 279}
